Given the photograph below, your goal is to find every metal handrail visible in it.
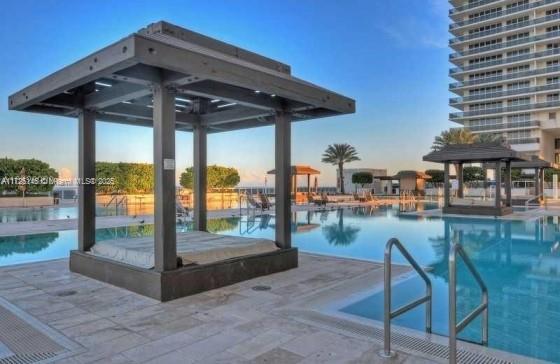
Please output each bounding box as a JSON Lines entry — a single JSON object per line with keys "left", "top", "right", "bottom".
{"left": 379, "top": 238, "right": 432, "bottom": 358}
{"left": 449, "top": 243, "right": 489, "bottom": 364}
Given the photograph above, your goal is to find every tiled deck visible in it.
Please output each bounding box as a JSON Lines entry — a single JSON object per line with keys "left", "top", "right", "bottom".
{"left": 0, "top": 253, "right": 540, "bottom": 363}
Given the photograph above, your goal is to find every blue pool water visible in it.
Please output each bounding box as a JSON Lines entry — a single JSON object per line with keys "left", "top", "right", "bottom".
{"left": 0, "top": 203, "right": 559, "bottom": 361}
{"left": 0, "top": 205, "right": 130, "bottom": 223}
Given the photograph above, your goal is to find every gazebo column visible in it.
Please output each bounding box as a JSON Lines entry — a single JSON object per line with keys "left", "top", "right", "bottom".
{"left": 456, "top": 163, "right": 464, "bottom": 198}
{"left": 505, "top": 161, "right": 512, "bottom": 207}
{"left": 153, "top": 84, "right": 177, "bottom": 272}
{"left": 540, "top": 168, "right": 546, "bottom": 201}
{"left": 275, "top": 111, "right": 292, "bottom": 249}
{"left": 534, "top": 168, "right": 540, "bottom": 197}
{"left": 193, "top": 124, "right": 208, "bottom": 231}
{"left": 444, "top": 162, "right": 450, "bottom": 208}
{"left": 78, "top": 109, "right": 96, "bottom": 252}
{"left": 307, "top": 174, "right": 311, "bottom": 194}
{"left": 495, "top": 161, "right": 502, "bottom": 208}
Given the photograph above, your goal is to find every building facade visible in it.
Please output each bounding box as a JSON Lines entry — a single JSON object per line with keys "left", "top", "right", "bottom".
{"left": 338, "top": 168, "right": 387, "bottom": 194}
{"left": 449, "top": 0, "right": 560, "bottom": 164}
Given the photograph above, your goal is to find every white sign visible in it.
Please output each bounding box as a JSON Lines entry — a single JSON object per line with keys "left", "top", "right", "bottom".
{"left": 164, "top": 159, "right": 175, "bottom": 170}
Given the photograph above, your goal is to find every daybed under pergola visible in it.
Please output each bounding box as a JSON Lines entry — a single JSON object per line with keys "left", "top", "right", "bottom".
{"left": 8, "top": 21, "right": 355, "bottom": 301}
{"left": 423, "top": 143, "right": 526, "bottom": 216}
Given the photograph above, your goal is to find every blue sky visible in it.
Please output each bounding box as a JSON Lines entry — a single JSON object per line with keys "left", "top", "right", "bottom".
{"left": 0, "top": 0, "right": 453, "bottom": 186}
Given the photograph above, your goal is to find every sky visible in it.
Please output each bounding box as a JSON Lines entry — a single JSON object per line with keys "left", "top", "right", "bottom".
{"left": 0, "top": 0, "right": 453, "bottom": 187}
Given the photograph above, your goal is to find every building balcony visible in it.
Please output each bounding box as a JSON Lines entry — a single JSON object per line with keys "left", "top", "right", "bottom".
{"left": 449, "top": 0, "right": 560, "bottom": 31}
{"left": 450, "top": 83, "right": 560, "bottom": 105}
{"left": 460, "top": 120, "right": 541, "bottom": 132}
{"left": 449, "top": 0, "right": 502, "bottom": 16}
{"left": 509, "top": 137, "right": 540, "bottom": 144}
{"left": 449, "top": 100, "right": 560, "bottom": 119}
{"left": 449, "top": 47, "right": 560, "bottom": 75}
{"left": 450, "top": 30, "right": 560, "bottom": 59}
{"left": 450, "top": 65, "right": 560, "bottom": 90}
{"left": 450, "top": 12, "right": 560, "bottom": 45}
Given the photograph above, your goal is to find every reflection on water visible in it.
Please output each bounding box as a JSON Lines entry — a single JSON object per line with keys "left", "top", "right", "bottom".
{"left": 0, "top": 232, "right": 59, "bottom": 257}
{"left": 322, "top": 210, "right": 360, "bottom": 246}
{"left": 341, "top": 214, "right": 560, "bottom": 363}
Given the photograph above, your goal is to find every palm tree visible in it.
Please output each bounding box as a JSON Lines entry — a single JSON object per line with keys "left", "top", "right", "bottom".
{"left": 322, "top": 143, "right": 360, "bottom": 194}
{"left": 475, "top": 133, "right": 505, "bottom": 144}
{"left": 431, "top": 128, "right": 477, "bottom": 151}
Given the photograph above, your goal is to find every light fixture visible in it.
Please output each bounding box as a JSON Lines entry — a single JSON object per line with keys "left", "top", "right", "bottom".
{"left": 210, "top": 99, "right": 221, "bottom": 103}
{"left": 175, "top": 97, "right": 192, "bottom": 103}
{"left": 95, "top": 81, "right": 113, "bottom": 87}
{"left": 271, "top": 94, "right": 276, "bottom": 97}
{"left": 217, "top": 102, "right": 237, "bottom": 108}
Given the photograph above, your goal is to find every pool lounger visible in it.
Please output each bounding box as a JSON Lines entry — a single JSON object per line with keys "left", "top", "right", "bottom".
{"left": 89, "top": 231, "right": 279, "bottom": 269}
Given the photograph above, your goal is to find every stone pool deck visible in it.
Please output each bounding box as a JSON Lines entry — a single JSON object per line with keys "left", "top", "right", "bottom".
{"left": 0, "top": 253, "right": 540, "bottom": 364}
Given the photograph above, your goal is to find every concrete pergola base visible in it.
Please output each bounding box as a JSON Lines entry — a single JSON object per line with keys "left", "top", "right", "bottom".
{"left": 70, "top": 248, "right": 298, "bottom": 301}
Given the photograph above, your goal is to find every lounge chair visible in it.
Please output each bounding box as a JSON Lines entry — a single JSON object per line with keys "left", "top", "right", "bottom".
{"left": 364, "top": 191, "right": 375, "bottom": 203}
{"left": 259, "top": 194, "right": 274, "bottom": 210}
{"left": 309, "top": 193, "right": 328, "bottom": 206}
{"left": 354, "top": 192, "right": 366, "bottom": 202}
{"left": 246, "top": 194, "right": 263, "bottom": 209}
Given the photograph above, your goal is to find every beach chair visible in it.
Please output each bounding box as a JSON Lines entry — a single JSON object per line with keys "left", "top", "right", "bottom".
{"left": 259, "top": 194, "right": 274, "bottom": 210}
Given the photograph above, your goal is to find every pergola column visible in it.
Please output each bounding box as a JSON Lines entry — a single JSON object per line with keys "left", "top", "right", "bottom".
{"left": 456, "top": 163, "right": 464, "bottom": 198}
{"left": 534, "top": 168, "right": 540, "bottom": 197}
{"left": 540, "top": 168, "right": 545, "bottom": 200}
{"left": 495, "top": 161, "right": 502, "bottom": 208}
{"left": 153, "top": 84, "right": 177, "bottom": 272}
{"left": 444, "top": 162, "right": 450, "bottom": 208}
{"left": 505, "top": 161, "right": 512, "bottom": 207}
{"left": 193, "top": 123, "right": 208, "bottom": 231}
{"left": 307, "top": 174, "right": 311, "bottom": 194}
{"left": 78, "top": 109, "right": 96, "bottom": 252}
{"left": 275, "top": 111, "right": 291, "bottom": 249}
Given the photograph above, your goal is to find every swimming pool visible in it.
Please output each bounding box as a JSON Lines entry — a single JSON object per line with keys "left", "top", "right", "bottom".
{"left": 0, "top": 205, "right": 130, "bottom": 223}
{"left": 0, "top": 204, "right": 558, "bottom": 362}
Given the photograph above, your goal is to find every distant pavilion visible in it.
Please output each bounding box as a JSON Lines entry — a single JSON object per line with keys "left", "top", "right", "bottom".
{"left": 267, "top": 165, "right": 320, "bottom": 197}
{"left": 423, "top": 143, "right": 527, "bottom": 216}
{"left": 8, "top": 21, "right": 355, "bottom": 300}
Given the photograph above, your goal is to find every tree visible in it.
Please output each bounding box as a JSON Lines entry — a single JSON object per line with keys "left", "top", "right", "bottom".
{"left": 321, "top": 143, "right": 360, "bottom": 194}
{"left": 425, "top": 169, "right": 444, "bottom": 183}
{"left": 180, "top": 165, "right": 240, "bottom": 190}
{"left": 95, "top": 162, "right": 153, "bottom": 194}
{"left": 463, "top": 166, "right": 485, "bottom": 182}
{"left": 431, "top": 128, "right": 477, "bottom": 151}
{"left": 475, "top": 133, "right": 504, "bottom": 144}
{"left": 0, "top": 158, "right": 58, "bottom": 194}
{"left": 351, "top": 172, "right": 373, "bottom": 190}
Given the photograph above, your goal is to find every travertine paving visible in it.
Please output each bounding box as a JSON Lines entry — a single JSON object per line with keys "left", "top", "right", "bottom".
{"left": 0, "top": 254, "right": 435, "bottom": 364}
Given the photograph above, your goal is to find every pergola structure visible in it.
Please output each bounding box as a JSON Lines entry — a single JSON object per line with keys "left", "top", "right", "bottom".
{"left": 511, "top": 157, "right": 553, "bottom": 201}
{"left": 423, "top": 143, "right": 526, "bottom": 216}
{"left": 8, "top": 21, "right": 355, "bottom": 300}
{"left": 267, "top": 165, "right": 320, "bottom": 195}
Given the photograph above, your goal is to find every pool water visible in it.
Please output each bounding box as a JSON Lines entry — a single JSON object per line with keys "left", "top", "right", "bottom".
{"left": 0, "top": 203, "right": 559, "bottom": 362}
{"left": 0, "top": 205, "right": 130, "bottom": 223}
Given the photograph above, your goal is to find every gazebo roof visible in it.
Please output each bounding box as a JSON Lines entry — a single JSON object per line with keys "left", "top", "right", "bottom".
{"left": 423, "top": 143, "right": 527, "bottom": 163}
{"left": 267, "top": 165, "right": 321, "bottom": 175}
{"left": 8, "top": 21, "right": 355, "bottom": 133}
{"left": 394, "top": 170, "right": 431, "bottom": 179}
{"left": 511, "top": 156, "right": 555, "bottom": 169}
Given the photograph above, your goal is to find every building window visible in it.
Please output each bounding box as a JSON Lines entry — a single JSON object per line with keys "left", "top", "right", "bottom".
{"left": 555, "top": 139, "right": 560, "bottom": 149}
{"left": 550, "top": 112, "right": 557, "bottom": 120}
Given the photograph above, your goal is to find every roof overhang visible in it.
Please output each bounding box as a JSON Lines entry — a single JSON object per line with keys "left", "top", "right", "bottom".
{"left": 422, "top": 143, "right": 527, "bottom": 164}
{"left": 8, "top": 21, "right": 355, "bottom": 133}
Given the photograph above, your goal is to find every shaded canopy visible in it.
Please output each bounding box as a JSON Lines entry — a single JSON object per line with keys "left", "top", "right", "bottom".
{"left": 9, "top": 21, "right": 355, "bottom": 134}
{"left": 267, "top": 165, "right": 320, "bottom": 175}
{"left": 423, "top": 143, "right": 526, "bottom": 163}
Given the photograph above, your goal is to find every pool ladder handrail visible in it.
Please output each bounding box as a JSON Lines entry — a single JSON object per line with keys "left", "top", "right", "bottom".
{"left": 449, "top": 243, "right": 488, "bottom": 364}
{"left": 379, "top": 238, "right": 432, "bottom": 358}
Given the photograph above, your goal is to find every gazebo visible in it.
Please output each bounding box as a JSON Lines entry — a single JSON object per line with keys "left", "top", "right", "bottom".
{"left": 8, "top": 21, "right": 355, "bottom": 301}
{"left": 267, "top": 165, "right": 320, "bottom": 198}
{"left": 423, "top": 143, "right": 526, "bottom": 216}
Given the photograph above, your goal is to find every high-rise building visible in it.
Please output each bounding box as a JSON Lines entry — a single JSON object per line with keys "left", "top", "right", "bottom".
{"left": 449, "top": 0, "right": 560, "bottom": 164}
